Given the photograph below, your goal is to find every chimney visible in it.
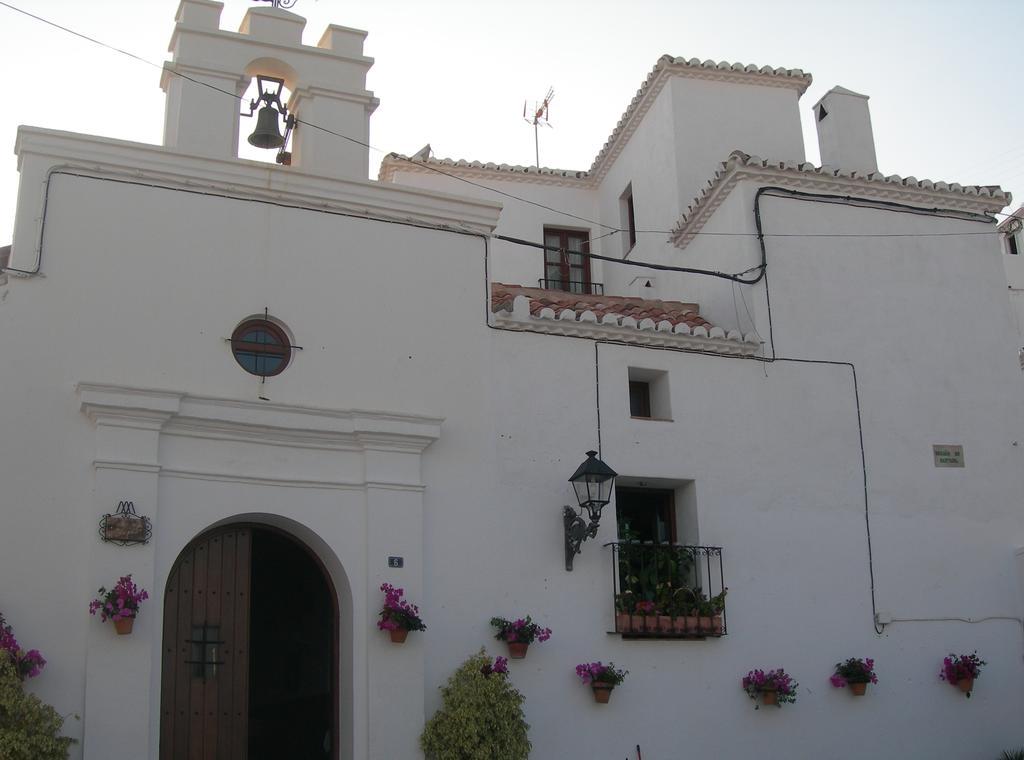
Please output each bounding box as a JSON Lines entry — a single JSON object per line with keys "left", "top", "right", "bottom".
{"left": 813, "top": 86, "right": 878, "bottom": 173}
{"left": 161, "top": 0, "right": 378, "bottom": 178}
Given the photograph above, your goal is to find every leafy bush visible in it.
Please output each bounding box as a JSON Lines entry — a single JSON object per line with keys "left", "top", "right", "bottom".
{"left": 420, "top": 650, "right": 530, "bottom": 760}
{"left": 0, "top": 657, "right": 75, "bottom": 760}
{"left": 999, "top": 751, "right": 1024, "bottom": 760}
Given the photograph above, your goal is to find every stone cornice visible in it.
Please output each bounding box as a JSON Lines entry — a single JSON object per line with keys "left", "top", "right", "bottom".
{"left": 77, "top": 383, "right": 443, "bottom": 454}
{"left": 16, "top": 127, "right": 502, "bottom": 233}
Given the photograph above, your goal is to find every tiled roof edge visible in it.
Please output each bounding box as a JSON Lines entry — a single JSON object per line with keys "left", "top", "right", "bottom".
{"left": 378, "top": 153, "right": 590, "bottom": 186}
{"left": 670, "top": 151, "right": 1013, "bottom": 248}
{"left": 586, "top": 56, "right": 811, "bottom": 182}
{"left": 379, "top": 55, "right": 811, "bottom": 187}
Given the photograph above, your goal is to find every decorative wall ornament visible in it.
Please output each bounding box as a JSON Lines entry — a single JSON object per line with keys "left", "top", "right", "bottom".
{"left": 99, "top": 501, "right": 152, "bottom": 546}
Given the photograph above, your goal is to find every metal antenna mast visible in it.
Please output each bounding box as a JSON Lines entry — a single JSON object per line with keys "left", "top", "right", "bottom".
{"left": 523, "top": 87, "right": 554, "bottom": 168}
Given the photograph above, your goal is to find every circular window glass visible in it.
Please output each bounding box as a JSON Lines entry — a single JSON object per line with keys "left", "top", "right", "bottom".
{"left": 230, "top": 319, "right": 291, "bottom": 377}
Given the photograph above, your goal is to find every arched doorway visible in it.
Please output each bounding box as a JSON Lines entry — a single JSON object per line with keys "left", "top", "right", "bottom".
{"left": 159, "top": 524, "right": 338, "bottom": 759}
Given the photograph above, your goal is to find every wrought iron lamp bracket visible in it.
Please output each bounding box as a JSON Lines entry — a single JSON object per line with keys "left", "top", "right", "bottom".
{"left": 564, "top": 505, "right": 600, "bottom": 571}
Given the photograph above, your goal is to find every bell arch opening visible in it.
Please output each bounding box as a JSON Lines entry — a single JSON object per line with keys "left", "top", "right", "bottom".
{"left": 159, "top": 523, "right": 339, "bottom": 760}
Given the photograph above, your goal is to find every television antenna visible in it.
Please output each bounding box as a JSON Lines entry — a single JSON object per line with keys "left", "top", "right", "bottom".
{"left": 523, "top": 87, "right": 554, "bottom": 168}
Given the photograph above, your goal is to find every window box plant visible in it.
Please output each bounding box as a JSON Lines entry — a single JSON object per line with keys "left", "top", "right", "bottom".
{"left": 742, "top": 668, "right": 798, "bottom": 708}
{"left": 576, "top": 661, "right": 628, "bottom": 704}
{"left": 89, "top": 575, "right": 148, "bottom": 635}
{"left": 614, "top": 592, "right": 635, "bottom": 634}
{"left": 489, "top": 616, "right": 551, "bottom": 659}
{"left": 377, "top": 583, "right": 426, "bottom": 643}
{"left": 830, "top": 657, "right": 877, "bottom": 696}
{"left": 940, "top": 651, "right": 985, "bottom": 697}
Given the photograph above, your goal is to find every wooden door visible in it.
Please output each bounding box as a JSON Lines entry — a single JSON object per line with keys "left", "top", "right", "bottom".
{"left": 160, "top": 527, "right": 252, "bottom": 760}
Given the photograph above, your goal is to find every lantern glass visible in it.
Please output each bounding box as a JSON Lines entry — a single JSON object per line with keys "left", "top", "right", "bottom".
{"left": 569, "top": 451, "right": 617, "bottom": 513}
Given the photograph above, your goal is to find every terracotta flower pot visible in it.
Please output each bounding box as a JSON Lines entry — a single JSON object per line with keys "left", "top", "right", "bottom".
{"left": 674, "top": 616, "right": 700, "bottom": 634}
{"left": 957, "top": 677, "right": 974, "bottom": 694}
{"left": 507, "top": 641, "right": 529, "bottom": 659}
{"left": 710, "top": 614, "right": 723, "bottom": 634}
{"left": 615, "top": 613, "right": 630, "bottom": 633}
{"left": 657, "top": 615, "right": 674, "bottom": 634}
{"left": 630, "top": 615, "right": 651, "bottom": 633}
{"left": 850, "top": 682, "right": 867, "bottom": 696}
{"left": 760, "top": 689, "right": 778, "bottom": 707}
{"left": 113, "top": 617, "right": 134, "bottom": 635}
{"left": 591, "top": 681, "right": 614, "bottom": 704}
{"left": 389, "top": 628, "right": 408, "bottom": 644}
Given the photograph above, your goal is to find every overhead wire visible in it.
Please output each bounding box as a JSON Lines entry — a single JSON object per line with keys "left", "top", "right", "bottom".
{"left": 0, "top": 0, "right": 1015, "bottom": 250}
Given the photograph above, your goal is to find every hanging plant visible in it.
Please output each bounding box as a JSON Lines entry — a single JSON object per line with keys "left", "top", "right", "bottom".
{"left": 575, "top": 661, "right": 628, "bottom": 703}
{"left": 940, "top": 651, "right": 985, "bottom": 697}
{"left": 89, "top": 575, "right": 149, "bottom": 635}
{"left": 377, "top": 583, "right": 426, "bottom": 643}
{"left": 830, "top": 657, "right": 877, "bottom": 696}
{"left": 489, "top": 616, "right": 551, "bottom": 659}
{"left": 741, "top": 668, "right": 798, "bottom": 708}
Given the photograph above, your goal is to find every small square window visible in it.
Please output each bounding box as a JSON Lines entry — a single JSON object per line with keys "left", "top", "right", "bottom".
{"left": 627, "top": 367, "right": 670, "bottom": 420}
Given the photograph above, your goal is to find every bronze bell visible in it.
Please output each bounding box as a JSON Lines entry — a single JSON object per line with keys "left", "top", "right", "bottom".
{"left": 248, "top": 105, "right": 285, "bottom": 149}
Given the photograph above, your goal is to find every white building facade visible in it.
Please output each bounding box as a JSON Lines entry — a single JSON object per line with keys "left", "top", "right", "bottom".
{"left": 1, "top": 2, "right": 1023, "bottom": 759}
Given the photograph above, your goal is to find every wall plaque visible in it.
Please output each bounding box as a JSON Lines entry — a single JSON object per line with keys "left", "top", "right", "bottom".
{"left": 99, "top": 501, "right": 152, "bottom": 545}
{"left": 933, "top": 445, "right": 964, "bottom": 468}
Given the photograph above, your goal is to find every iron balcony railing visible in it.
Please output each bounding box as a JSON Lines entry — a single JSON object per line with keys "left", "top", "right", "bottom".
{"left": 537, "top": 279, "right": 604, "bottom": 295}
{"left": 605, "top": 542, "right": 726, "bottom": 638}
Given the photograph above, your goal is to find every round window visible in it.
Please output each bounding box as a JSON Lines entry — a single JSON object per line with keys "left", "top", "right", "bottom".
{"left": 230, "top": 319, "right": 291, "bottom": 377}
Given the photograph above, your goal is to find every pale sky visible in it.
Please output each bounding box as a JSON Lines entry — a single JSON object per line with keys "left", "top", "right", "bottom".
{"left": 1, "top": 0, "right": 1022, "bottom": 245}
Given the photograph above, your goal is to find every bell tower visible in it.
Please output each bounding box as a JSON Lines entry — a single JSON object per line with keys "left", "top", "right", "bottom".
{"left": 161, "top": 0, "right": 378, "bottom": 179}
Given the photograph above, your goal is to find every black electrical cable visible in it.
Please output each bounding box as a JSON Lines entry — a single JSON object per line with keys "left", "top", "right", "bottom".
{"left": 753, "top": 186, "right": 1000, "bottom": 358}
{"left": 0, "top": 165, "right": 904, "bottom": 638}
{"left": 0, "top": 0, "right": 1013, "bottom": 247}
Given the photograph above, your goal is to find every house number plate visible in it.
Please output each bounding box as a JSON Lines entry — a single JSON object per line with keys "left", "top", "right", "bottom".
{"left": 388, "top": 556, "right": 404, "bottom": 568}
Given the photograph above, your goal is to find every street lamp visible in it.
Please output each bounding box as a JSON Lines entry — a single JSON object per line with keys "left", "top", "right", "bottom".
{"left": 563, "top": 450, "right": 617, "bottom": 571}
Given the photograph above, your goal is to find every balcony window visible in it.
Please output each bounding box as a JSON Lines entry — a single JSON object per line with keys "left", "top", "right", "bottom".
{"left": 542, "top": 228, "right": 595, "bottom": 295}
{"left": 611, "top": 487, "right": 725, "bottom": 638}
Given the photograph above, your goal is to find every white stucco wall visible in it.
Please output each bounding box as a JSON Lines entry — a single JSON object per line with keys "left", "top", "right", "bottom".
{"left": 2, "top": 15, "right": 1022, "bottom": 758}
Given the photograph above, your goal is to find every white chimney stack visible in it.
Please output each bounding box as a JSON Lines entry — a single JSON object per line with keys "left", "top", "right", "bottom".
{"left": 813, "top": 86, "right": 878, "bottom": 174}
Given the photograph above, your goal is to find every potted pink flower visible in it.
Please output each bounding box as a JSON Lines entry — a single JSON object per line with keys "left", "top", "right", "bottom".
{"left": 0, "top": 611, "right": 46, "bottom": 680}
{"left": 489, "top": 616, "right": 551, "bottom": 659}
{"left": 376, "top": 583, "right": 426, "bottom": 643}
{"left": 830, "top": 657, "right": 877, "bottom": 696}
{"left": 89, "top": 575, "right": 148, "bottom": 635}
{"left": 940, "top": 651, "right": 985, "bottom": 697}
{"left": 575, "top": 661, "right": 628, "bottom": 704}
{"left": 742, "top": 668, "right": 798, "bottom": 708}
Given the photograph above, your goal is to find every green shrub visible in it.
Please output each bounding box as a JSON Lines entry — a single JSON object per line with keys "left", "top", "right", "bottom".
{"left": 421, "top": 650, "right": 531, "bottom": 760}
{"left": 0, "top": 657, "right": 75, "bottom": 760}
{"left": 1000, "top": 750, "right": 1024, "bottom": 760}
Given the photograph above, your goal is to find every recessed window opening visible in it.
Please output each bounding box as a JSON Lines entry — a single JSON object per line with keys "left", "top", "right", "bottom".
{"left": 231, "top": 318, "right": 292, "bottom": 377}
{"left": 627, "top": 367, "right": 670, "bottom": 420}
{"left": 620, "top": 184, "right": 637, "bottom": 253}
{"left": 542, "top": 227, "right": 594, "bottom": 294}
{"left": 1008, "top": 233, "right": 1020, "bottom": 256}
{"left": 817, "top": 104, "right": 828, "bottom": 122}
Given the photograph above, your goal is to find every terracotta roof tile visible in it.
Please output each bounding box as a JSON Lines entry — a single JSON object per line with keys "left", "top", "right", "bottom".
{"left": 491, "top": 283, "right": 713, "bottom": 331}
